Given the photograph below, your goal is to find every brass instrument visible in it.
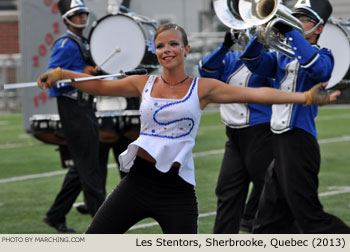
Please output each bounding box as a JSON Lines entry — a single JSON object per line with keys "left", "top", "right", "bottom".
{"left": 213, "top": 0, "right": 305, "bottom": 57}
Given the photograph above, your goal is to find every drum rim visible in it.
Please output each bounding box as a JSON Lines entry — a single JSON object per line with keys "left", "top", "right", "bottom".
{"left": 327, "top": 18, "right": 350, "bottom": 39}
{"left": 89, "top": 13, "right": 148, "bottom": 37}
{"left": 95, "top": 110, "right": 140, "bottom": 117}
{"left": 30, "top": 114, "right": 60, "bottom": 120}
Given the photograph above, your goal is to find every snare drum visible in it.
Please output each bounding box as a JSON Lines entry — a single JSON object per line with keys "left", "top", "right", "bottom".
{"left": 88, "top": 13, "right": 159, "bottom": 74}
{"left": 96, "top": 110, "right": 141, "bottom": 142}
{"left": 30, "top": 99, "right": 141, "bottom": 145}
{"left": 120, "top": 110, "right": 141, "bottom": 140}
{"left": 96, "top": 111, "right": 121, "bottom": 143}
{"left": 95, "top": 96, "right": 141, "bottom": 142}
{"left": 30, "top": 114, "right": 66, "bottom": 145}
{"left": 318, "top": 18, "right": 350, "bottom": 89}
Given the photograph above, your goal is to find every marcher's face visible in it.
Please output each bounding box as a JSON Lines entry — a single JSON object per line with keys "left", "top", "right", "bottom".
{"left": 70, "top": 12, "right": 88, "bottom": 26}
{"left": 154, "top": 29, "right": 189, "bottom": 69}
{"left": 295, "top": 14, "right": 322, "bottom": 42}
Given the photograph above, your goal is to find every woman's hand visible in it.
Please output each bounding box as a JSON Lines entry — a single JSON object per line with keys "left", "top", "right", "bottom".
{"left": 37, "top": 67, "right": 63, "bottom": 89}
{"left": 304, "top": 83, "right": 341, "bottom": 106}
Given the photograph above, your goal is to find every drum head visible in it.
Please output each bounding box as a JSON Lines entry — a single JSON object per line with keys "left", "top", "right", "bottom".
{"left": 96, "top": 96, "right": 127, "bottom": 111}
{"left": 89, "top": 14, "right": 149, "bottom": 74}
{"left": 318, "top": 22, "right": 350, "bottom": 89}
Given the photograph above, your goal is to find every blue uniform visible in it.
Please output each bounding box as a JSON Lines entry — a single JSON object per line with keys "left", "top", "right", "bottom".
{"left": 240, "top": 30, "right": 350, "bottom": 233}
{"left": 199, "top": 43, "right": 272, "bottom": 127}
{"left": 240, "top": 30, "right": 334, "bottom": 139}
{"left": 198, "top": 43, "right": 273, "bottom": 233}
{"left": 48, "top": 30, "right": 89, "bottom": 97}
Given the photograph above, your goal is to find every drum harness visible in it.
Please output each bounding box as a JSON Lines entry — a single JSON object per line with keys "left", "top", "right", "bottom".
{"left": 52, "top": 34, "right": 95, "bottom": 106}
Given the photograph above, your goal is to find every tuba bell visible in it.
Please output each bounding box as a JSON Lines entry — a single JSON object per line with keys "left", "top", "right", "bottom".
{"left": 213, "top": 0, "right": 305, "bottom": 58}
{"left": 213, "top": 0, "right": 253, "bottom": 30}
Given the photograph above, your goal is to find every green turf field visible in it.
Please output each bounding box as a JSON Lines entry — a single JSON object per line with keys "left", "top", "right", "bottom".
{"left": 0, "top": 106, "right": 349, "bottom": 234}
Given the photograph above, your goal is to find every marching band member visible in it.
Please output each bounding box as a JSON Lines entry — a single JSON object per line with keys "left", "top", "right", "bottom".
{"left": 198, "top": 30, "right": 273, "bottom": 233}
{"left": 42, "top": 0, "right": 104, "bottom": 233}
{"left": 240, "top": 0, "right": 350, "bottom": 233}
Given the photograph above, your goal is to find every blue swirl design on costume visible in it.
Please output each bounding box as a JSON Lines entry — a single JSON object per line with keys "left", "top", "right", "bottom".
{"left": 140, "top": 78, "right": 197, "bottom": 139}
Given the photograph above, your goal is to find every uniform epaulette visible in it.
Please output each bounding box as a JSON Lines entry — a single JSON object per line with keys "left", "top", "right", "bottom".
{"left": 60, "top": 38, "right": 69, "bottom": 48}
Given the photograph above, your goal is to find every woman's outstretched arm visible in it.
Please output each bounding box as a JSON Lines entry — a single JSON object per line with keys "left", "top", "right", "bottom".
{"left": 37, "top": 67, "right": 147, "bottom": 98}
{"left": 198, "top": 78, "right": 339, "bottom": 109}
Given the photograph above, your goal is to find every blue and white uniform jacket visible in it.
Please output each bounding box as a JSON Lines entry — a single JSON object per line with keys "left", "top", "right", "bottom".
{"left": 47, "top": 30, "right": 90, "bottom": 97}
{"left": 240, "top": 30, "right": 334, "bottom": 139}
{"left": 198, "top": 43, "right": 272, "bottom": 128}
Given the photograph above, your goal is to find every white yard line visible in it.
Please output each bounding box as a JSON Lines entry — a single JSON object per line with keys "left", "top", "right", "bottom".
{"left": 0, "top": 170, "right": 67, "bottom": 183}
{"left": 129, "top": 186, "right": 350, "bottom": 230}
{"left": 316, "top": 114, "right": 350, "bottom": 121}
{"left": 0, "top": 142, "right": 39, "bottom": 149}
{"left": 318, "top": 136, "right": 350, "bottom": 144}
{"left": 0, "top": 121, "right": 9, "bottom": 125}
{"left": 0, "top": 150, "right": 224, "bottom": 184}
{"left": 0, "top": 125, "right": 22, "bottom": 131}
{"left": 197, "top": 125, "right": 224, "bottom": 135}
{"left": 52, "top": 185, "right": 350, "bottom": 227}
{"left": 319, "top": 186, "right": 350, "bottom": 196}
{"left": 193, "top": 149, "right": 225, "bottom": 158}
{"left": 1, "top": 134, "right": 350, "bottom": 184}
{"left": 0, "top": 142, "right": 349, "bottom": 230}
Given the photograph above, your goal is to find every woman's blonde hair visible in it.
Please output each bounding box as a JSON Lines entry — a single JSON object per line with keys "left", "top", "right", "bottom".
{"left": 154, "top": 23, "right": 189, "bottom": 47}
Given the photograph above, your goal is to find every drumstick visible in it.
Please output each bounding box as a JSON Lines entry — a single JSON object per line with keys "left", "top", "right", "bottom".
{"left": 2, "top": 69, "right": 148, "bottom": 90}
{"left": 94, "top": 47, "right": 121, "bottom": 72}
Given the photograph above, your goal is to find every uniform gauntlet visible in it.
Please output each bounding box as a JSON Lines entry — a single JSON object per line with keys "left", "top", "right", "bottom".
{"left": 304, "top": 83, "right": 330, "bottom": 106}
